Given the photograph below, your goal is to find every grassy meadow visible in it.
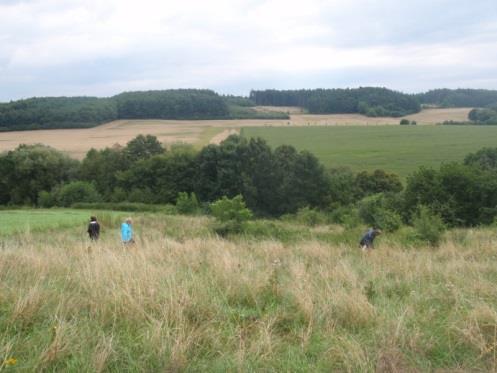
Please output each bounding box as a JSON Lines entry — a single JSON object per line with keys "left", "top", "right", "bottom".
{"left": 2, "top": 209, "right": 497, "bottom": 371}
{"left": 0, "top": 209, "right": 124, "bottom": 237}
{"left": 242, "top": 125, "right": 497, "bottom": 178}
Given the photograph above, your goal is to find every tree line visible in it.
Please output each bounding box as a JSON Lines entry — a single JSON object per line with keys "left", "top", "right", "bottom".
{"left": 249, "top": 87, "right": 421, "bottom": 117}
{"left": 468, "top": 104, "right": 497, "bottom": 125}
{"left": 1, "top": 135, "right": 496, "bottom": 229}
{"left": 0, "top": 97, "right": 118, "bottom": 131}
{"left": 0, "top": 90, "right": 233, "bottom": 131}
{"left": 417, "top": 89, "right": 497, "bottom": 108}
{"left": 3, "top": 87, "right": 497, "bottom": 131}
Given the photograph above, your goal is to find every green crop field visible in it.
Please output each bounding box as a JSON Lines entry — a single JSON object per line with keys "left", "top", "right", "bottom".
{"left": 241, "top": 125, "right": 497, "bottom": 177}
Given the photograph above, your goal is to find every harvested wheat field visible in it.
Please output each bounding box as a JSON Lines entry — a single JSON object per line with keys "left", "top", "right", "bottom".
{"left": 281, "top": 107, "right": 472, "bottom": 125}
{"left": 1, "top": 210, "right": 497, "bottom": 371}
{"left": 0, "top": 108, "right": 472, "bottom": 158}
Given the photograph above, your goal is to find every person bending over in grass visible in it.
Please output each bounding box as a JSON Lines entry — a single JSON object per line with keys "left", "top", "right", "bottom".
{"left": 87, "top": 216, "right": 100, "bottom": 241}
{"left": 121, "top": 217, "right": 135, "bottom": 245}
{"left": 360, "top": 227, "right": 381, "bottom": 251}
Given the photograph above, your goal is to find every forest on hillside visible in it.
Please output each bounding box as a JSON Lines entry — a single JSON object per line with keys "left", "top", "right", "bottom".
{"left": 0, "top": 90, "right": 289, "bottom": 131}
{"left": 249, "top": 87, "right": 421, "bottom": 117}
{"left": 2, "top": 88, "right": 497, "bottom": 131}
{"left": 417, "top": 89, "right": 497, "bottom": 108}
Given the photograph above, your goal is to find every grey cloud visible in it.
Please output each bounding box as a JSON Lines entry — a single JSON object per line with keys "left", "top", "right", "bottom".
{"left": 1, "top": 0, "right": 497, "bottom": 101}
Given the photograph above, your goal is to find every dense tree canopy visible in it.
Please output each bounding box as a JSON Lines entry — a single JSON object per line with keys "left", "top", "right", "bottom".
{"left": 0, "top": 144, "right": 79, "bottom": 205}
{"left": 0, "top": 90, "right": 230, "bottom": 131}
{"left": 464, "top": 147, "right": 497, "bottom": 170}
{"left": 0, "top": 97, "right": 117, "bottom": 131}
{"left": 468, "top": 107, "right": 497, "bottom": 124}
{"left": 5, "top": 87, "right": 497, "bottom": 131}
{"left": 2, "top": 133, "right": 497, "bottom": 227}
{"left": 194, "top": 135, "right": 331, "bottom": 215}
{"left": 403, "top": 163, "right": 497, "bottom": 226}
{"left": 418, "top": 89, "right": 497, "bottom": 108}
{"left": 249, "top": 87, "right": 421, "bottom": 117}
{"left": 113, "top": 89, "right": 229, "bottom": 120}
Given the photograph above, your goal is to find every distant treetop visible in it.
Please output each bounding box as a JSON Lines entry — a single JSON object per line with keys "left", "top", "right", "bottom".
{"left": 249, "top": 87, "right": 421, "bottom": 117}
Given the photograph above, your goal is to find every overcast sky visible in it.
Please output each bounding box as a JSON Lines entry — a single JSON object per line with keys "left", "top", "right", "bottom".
{"left": 1, "top": 0, "right": 497, "bottom": 101}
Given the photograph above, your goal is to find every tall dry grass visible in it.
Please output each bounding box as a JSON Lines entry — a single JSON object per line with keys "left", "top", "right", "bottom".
{"left": 1, "top": 216, "right": 497, "bottom": 371}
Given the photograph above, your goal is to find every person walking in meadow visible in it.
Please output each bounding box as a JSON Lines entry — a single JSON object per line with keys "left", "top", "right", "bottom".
{"left": 121, "top": 217, "right": 134, "bottom": 245}
{"left": 87, "top": 216, "right": 100, "bottom": 241}
{"left": 360, "top": 227, "right": 381, "bottom": 251}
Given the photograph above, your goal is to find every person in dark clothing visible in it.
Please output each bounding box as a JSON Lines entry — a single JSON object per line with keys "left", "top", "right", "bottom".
{"left": 360, "top": 227, "right": 381, "bottom": 251}
{"left": 87, "top": 216, "right": 100, "bottom": 240}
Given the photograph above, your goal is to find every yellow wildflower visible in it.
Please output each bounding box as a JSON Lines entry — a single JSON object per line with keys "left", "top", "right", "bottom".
{"left": 4, "top": 357, "right": 17, "bottom": 366}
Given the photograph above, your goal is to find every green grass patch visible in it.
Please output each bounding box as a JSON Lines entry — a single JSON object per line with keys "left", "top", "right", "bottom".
{"left": 2, "top": 211, "right": 497, "bottom": 370}
{"left": 0, "top": 209, "right": 124, "bottom": 237}
{"left": 228, "top": 105, "right": 289, "bottom": 119}
{"left": 241, "top": 125, "right": 497, "bottom": 178}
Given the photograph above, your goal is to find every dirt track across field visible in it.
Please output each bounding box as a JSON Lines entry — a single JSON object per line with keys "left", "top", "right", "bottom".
{"left": 0, "top": 108, "right": 472, "bottom": 159}
{"left": 209, "top": 129, "right": 240, "bottom": 144}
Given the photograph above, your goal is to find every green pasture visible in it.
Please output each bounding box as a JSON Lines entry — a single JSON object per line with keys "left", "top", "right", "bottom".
{"left": 0, "top": 209, "right": 124, "bottom": 237}
{"left": 241, "top": 125, "right": 497, "bottom": 177}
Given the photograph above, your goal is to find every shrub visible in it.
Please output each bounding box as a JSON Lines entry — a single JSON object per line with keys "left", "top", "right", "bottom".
{"left": 400, "top": 118, "right": 410, "bottom": 125}
{"left": 176, "top": 192, "right": 200, "bottom": 214}
{"left": 295, "top": 206, "right": 327, "bottom": 226}
{"left": 329, "top": 206, "right": 361, "bottom": 228}
{"left": 54, "top": 181, "right": 102, "bottom": 207}
{"left": 110, "top": 187, "right": 128, "bottom": 203}
{"left": 356, "top": 169, "right": 403, "bottom": 197}
{"left": 37, "top": 191, "right": 56, "bottom": 208}
{"left": 127, "top": 187, "right": 156, "bottom": 204}
{"left": 210, "top": 195, "right": 252, "bottom": 235}
{"left": 358, "top": 194, "right": 402, "bottom": 232}
{"left": 412, "top": 205, "right": 446, "bottom": 246}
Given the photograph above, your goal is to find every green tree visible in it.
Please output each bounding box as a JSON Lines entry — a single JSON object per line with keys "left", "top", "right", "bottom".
{"left": 464, "top": 147, "right": 497, "bottom": 171}
{"left": 356, "top": 169, "right": 403, "bottom": 197}
{"left": 210, "top": 195, "right": 253, "bottom": 235}
{"left": 358, "top": 193, "right": 402, "bottom": 232}
{"left": 412, "top": 205, "right": 446, "bottom": 246}
{"left": 404, "top": 163, "right": 497, "bottom": 226}
{"left": 53, "top": 181, "right": 102, "bottom": 207}
{"left": 124, "top": 134, "right": 164, "bottom": 162}
{"left": 118, "top": 145, "right": 196, "bottom": 204}
{"left": 328, "top": 167, "right": 360, "bottom": 207}
{"left": 0, "top": 144, "right": 79, "bottom": 205}
{"left": 80, "top": 146, "right": 127, "bottom": 200}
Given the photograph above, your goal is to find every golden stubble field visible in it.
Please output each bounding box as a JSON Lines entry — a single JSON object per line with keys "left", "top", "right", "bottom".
{"left": 0, "top": 108, "right": 471, "bottom": 159}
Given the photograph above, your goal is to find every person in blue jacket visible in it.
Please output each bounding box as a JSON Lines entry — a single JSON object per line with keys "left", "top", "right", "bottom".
{"left": 360, "top": 227, "right": 381, "bottom": 251}
{"left": 121, "top": 217, "right": 134, "bottom": 244}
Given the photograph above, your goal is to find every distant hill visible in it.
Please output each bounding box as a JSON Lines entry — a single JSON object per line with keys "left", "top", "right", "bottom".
{"left": 417, "top": 89, "right": 497, "bottom": 108}
{"left": 2, "top": 87, "right": 497, "bottom": 131}
{"left": 0, "top": 90, "right": 290, "bottom": 131}
{"left": 249, "top": 87, "right": 421, "bottom": 117}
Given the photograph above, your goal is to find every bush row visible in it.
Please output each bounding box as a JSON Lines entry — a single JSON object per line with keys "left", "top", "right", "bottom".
{"left": 1, "top": 135, "right": 496, "bottom": 234}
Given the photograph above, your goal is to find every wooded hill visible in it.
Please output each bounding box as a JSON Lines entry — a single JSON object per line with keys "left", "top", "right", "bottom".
{"left": 0, "top": 90, "right": 290, "bottom": 131}
{"left": 249, "top": 87, "right": 421, "bottom": 117}
{"left": 2, "top": 88, "right": 497, "bottom": 131}
{"left": 416, "top": 89, "right": 497, "bottom": 108}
